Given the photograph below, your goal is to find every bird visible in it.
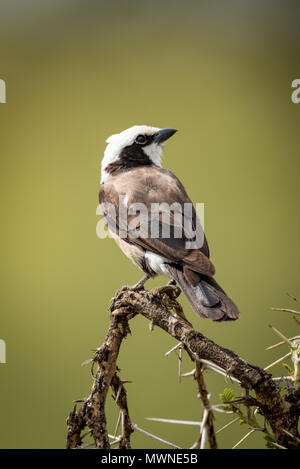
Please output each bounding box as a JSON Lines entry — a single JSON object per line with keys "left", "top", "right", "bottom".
{"left": 99, "top": 125, "right": 239, "bottom": 321}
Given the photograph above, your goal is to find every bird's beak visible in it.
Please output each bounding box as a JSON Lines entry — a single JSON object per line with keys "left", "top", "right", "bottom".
{"left": 153, "top": 128, "right": 177, "bottom": 144}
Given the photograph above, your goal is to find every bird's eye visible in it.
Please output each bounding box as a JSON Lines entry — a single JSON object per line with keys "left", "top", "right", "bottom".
{"left": 135, "top": 135, "right": 147, "bottom": 144}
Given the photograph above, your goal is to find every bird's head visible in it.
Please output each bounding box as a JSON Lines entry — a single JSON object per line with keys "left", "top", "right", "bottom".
{"left": 101, "top": 125, "right": 177, "bottom": 182}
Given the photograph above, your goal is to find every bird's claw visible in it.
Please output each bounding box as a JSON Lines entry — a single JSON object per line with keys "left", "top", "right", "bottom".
{"left": 121, "top": 274, "right": 150, "bottom": 292}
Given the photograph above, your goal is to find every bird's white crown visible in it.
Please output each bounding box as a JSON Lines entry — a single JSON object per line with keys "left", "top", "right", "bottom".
{"left": 101, "top": 125, "right": 163, "bottom": 183}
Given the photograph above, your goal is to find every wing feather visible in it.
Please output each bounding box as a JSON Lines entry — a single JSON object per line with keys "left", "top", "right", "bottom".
{"left": 99, "top": 166, "right": 215, "bottom": 277}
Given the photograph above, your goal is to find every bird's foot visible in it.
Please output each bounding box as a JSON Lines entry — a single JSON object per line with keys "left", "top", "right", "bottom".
{"left": 121, "top": 274, "right": 150, "bottom": 292}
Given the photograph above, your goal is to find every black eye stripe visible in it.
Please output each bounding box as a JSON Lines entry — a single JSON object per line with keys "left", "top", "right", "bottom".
{"left": 135, "top": 134, "right": 147, "bottom": 144}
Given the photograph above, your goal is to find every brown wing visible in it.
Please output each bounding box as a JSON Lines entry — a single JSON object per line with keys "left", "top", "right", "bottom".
{"left": 99, "top": 166, "right": 215, "bottom": 277}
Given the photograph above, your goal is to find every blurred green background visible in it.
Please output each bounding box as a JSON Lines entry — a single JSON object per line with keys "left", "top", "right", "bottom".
{"left": 0, "top": 0, "right": 299, "bottom": 449}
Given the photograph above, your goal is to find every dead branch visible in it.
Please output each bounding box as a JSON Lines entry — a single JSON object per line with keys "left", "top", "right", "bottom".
{"left": 66, "top": 285, "right": 300, "bottom": 449}
{"left": 110, "top": 374, "right": 134, "bottom": 448}
{"left": 67, "top": 302, "right": 135, "bottom": 449}
{"left": 192, "top": 361, "right": 217, "bottom": 449}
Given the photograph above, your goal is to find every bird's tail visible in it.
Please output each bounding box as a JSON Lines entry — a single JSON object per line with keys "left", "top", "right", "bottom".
{"left": 165, "top": 265, "right": 239, "bottom": 321}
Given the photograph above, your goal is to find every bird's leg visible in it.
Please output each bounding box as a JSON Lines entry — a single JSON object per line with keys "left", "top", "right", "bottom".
{"left": 130, "top": 274, "right": 150, "bottom": 291}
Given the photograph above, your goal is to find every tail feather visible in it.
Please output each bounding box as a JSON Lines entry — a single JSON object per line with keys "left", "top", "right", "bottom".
{"left": 165, "top": 265, "right": 239, "bottom": 321}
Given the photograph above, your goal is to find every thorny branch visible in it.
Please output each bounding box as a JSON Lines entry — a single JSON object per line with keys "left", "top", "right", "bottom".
{"left": 66, "top": 285, "right": 300, "bottom": 449}
{"left": 192, "top": 361, "right": 217, "bottom": 449}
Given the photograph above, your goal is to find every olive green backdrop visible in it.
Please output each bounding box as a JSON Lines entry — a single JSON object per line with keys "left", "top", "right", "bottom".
{"left": 0, "top": 0, "right": 299, "bottom": 449}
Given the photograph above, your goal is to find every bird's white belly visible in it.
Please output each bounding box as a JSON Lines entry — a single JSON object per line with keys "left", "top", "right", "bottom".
{"left": 109, "top": 229, "right": 170, "bottom": 277}
{"left": 144, "top": 251, "right": 170, "bottom": 277}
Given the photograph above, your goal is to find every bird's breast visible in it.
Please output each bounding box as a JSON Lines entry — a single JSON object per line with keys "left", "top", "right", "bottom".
{"left": 110, "top": 230, "right": 144, "bottom": 269}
